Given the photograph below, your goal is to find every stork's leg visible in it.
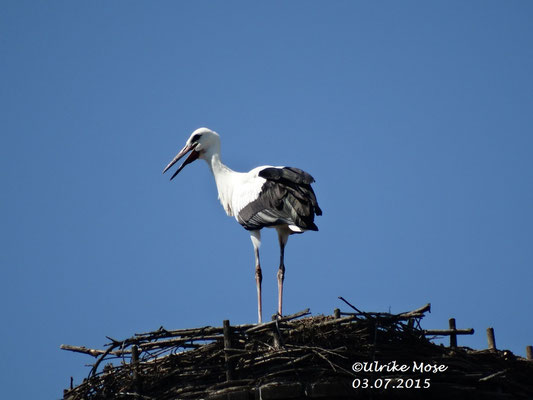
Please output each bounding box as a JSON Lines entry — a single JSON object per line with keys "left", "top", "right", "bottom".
{"left": 250, "top": 230, "right": 262, "bottom": 323}
{"left": 276, "top": 227, "right": 290, "bottom": 319}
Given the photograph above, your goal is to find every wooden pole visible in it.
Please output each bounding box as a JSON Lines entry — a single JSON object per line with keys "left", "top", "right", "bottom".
{"left": 131, "top": 344, "right": 140, "bottom": 395}
{"left": 223, "top": 320, "right": 234, "bottom": 381}
{"left": 486, "top": 327, "right": 496, "bottom": 350}
{"left": 526, "top": 345, "right": 533, "bottom": 360}
{"left": 449, "top": 318, "right": 457, "bottom": 348}
{"left": 271, "top": 314, "right": 281, "bottom": 349}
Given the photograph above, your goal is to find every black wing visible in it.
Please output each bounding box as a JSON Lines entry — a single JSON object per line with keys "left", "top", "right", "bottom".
{"left": 237, "top": 167, "right": 322, "bottom": 231}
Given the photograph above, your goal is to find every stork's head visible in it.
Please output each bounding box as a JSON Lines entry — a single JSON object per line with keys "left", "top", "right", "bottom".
{"left": 163, "top": 127, "right": 220, "bottom": 180}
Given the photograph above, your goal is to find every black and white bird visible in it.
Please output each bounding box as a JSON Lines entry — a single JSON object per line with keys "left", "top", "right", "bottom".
{"left": 163, "top": 128, "right": 322, "bottom": 323}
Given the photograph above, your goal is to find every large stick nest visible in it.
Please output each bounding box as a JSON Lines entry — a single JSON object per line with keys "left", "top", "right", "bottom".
{"left": 62, "top": 305, "right": 533, "bottom": 399}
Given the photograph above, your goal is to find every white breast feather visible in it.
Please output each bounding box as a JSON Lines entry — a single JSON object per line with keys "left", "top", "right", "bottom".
{"left": 213, "top": 165, "right": 277, "bottom": 220}
{"left": 214, "top": 172, "right": 237, "bottom": 216}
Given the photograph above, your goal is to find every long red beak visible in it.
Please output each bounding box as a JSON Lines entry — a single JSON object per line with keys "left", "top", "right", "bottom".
{"left": 163, "top": 144, "right": 200, "bottom": 180}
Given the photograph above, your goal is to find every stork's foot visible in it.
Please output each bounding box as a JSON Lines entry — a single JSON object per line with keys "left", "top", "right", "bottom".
{"left": 272, "top": 312, "right": 283, "bottom": 320}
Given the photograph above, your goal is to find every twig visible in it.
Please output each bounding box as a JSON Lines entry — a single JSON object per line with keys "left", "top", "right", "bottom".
{"left": 479, "top": 369, "right": 507, "bottom": 382}
{"left": 60, "top": 344, "right": 131, "bottom": 357}
{"left": 245, "top": 309, "right": 310, "bottom": 333}
{"left": 338, "top": 296, "right": 364, "bottom": 314}
{"left": 117, "top": 392, "right": 154, "bottom": 399}
{"left": 398, "top": 303, "right": 431, "bottom": 317}
{"left": 89, "top": 343, "right": 120, "bottom": 378}
{"left": 423, "top": 329, "right": 474, "bottom": 336}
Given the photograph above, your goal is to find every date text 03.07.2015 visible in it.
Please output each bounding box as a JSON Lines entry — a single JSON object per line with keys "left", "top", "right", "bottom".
{"left": 352, "top": 378, "right": 431, "bottom": 389}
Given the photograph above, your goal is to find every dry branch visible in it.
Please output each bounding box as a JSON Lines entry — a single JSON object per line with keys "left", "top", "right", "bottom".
{"left": 424, "top": 328, "right": 475, "bottom": 336}
{"left": 60, "top": 345, "right": 131, "bottom": 357}
{"left": 245, "top": 308, "right": 310, "bottom": 333}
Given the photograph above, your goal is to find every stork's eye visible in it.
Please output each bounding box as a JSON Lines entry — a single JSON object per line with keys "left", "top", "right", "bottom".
{"left": 191, "top": 134, "right": 202, "bottom": 143}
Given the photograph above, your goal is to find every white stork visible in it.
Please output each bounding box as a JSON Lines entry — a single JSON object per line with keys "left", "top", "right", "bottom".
{"left": 163, "top": 128, "right": 322, "bottom": 323}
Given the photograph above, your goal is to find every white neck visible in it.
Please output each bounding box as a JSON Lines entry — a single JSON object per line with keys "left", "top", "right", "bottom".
{"left": 203, "top": 149, "right": 237, "bottom": 216}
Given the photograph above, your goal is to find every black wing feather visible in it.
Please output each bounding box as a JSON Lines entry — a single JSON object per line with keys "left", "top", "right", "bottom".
{"left": 259, "top": 167, "right": 315, "bottom": 185}
{"left": 237, "top": 167, "right": 322, "bottom": 231}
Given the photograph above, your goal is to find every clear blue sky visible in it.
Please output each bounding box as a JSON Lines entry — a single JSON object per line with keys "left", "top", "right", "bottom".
{"left": 1, "top": 1, "right": 532, "bottom": 398}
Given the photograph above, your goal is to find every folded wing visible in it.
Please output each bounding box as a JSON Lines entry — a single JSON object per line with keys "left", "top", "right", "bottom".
{"left": 237, "top": 167, "right": 322, "bottom": 231}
